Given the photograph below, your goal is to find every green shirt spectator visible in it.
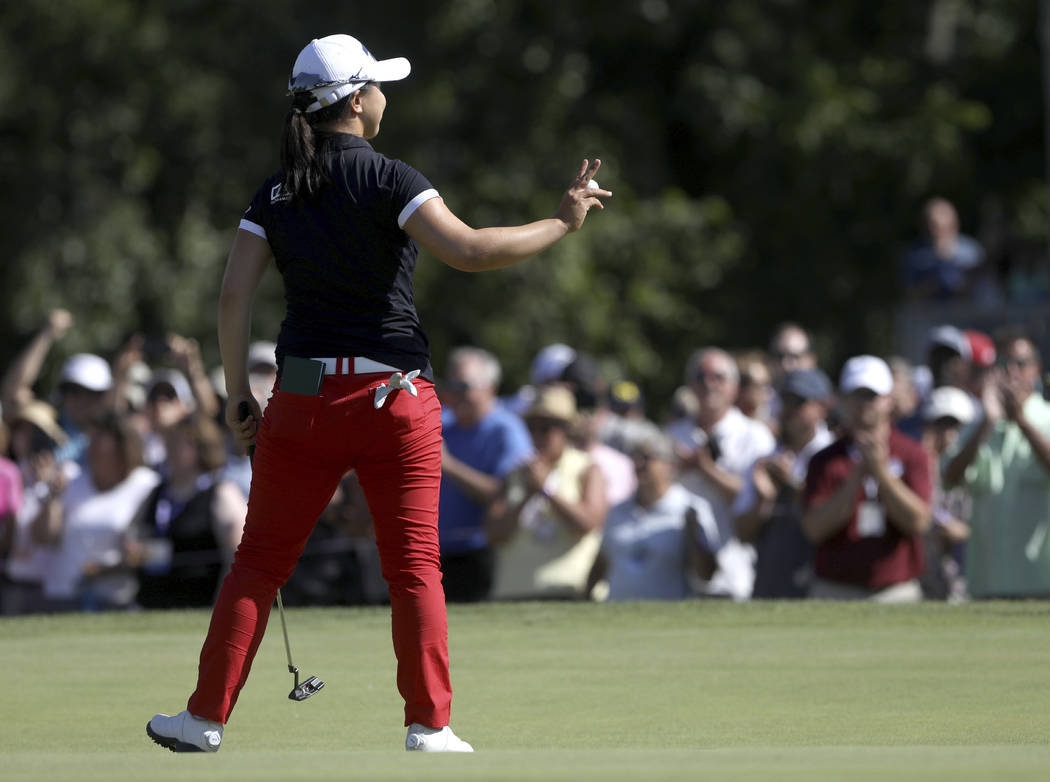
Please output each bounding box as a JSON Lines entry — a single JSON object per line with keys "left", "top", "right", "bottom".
{"left": 944, "top": 330, "right": 1050, "bottom": 598}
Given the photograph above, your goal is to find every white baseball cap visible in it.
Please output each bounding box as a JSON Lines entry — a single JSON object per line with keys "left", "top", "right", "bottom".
{"left": 839, "top": 355, "right": 893, "bottom": 396}
{"left": 59, "top": 353, "right": 113, "bottom": 392}
{"left": 147, "top": 368, "right": 197, "bottom": 411}
{"left": 926, "top": 324, "right": 970, "bottom": 359}
{"left": 288, "top": 34, "right": 411, "bottom": 113}
{"left": 922, "top": 386, "right": 976, "bottom": 425}
{"left": 248, "top": 340, "right": 278, "bottom": 373}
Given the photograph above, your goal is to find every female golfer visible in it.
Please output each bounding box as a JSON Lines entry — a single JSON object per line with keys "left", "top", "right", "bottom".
{"left": 147, "top": 33, "right": 610, "bottom": 753}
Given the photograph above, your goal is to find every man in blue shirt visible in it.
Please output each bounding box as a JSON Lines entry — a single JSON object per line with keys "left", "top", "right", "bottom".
{"left": 439, "top": 347, "right": 532, "bottom": 601}
{"left": 901, "top": 198, "right": 992, "bottom": 302}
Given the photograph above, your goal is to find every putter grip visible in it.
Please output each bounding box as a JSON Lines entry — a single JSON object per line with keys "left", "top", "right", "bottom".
{"left": 237, "top": 401, "right": 256, "bottom": 461}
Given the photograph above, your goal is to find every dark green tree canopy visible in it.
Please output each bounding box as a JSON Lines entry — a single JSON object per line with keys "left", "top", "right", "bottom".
{"left": 1, "top": 1, "right": 1043, "bottom": 413}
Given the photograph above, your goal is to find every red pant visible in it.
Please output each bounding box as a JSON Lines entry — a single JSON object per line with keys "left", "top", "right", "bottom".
{"left": 186, "top": 371, "right": 451, "bottom": 727}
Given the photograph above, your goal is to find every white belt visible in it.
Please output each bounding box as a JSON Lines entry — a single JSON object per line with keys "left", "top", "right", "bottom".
{"left": 311, "top": 357, "right": 403, "bottom": 376}
{"left": 308, "top": 357, "right": 421, "bottom": 410}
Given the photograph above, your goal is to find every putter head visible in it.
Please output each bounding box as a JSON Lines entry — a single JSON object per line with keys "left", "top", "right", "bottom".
{"left": 289, "top": 675, "right": 325, "bottom": 701}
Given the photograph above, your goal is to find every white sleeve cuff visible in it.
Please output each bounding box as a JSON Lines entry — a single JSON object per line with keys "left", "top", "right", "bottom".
{"left": 238, "top": 219, "right": 267, "bottom": 240}
{"left": 397, "top": 189, "right": 440, "bottom": 228}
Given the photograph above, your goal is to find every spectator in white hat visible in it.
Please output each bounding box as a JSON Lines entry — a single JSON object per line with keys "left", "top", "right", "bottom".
{"left": 0, "top": 309, "right": 114, "bottom": 467}
{"left": 53, "top": 352, "right": 114, "bottom": 465}
{"left": 918, "top": 386, "right": 973, "bottom": 602}
{"left": 925, "top": 324, "right": 971, "bottom": 391}
{"left": 501, "top": 343, "right": 578, "bottom": 417}
{"left": 801, "top": 355, "right": 932, "bottom": 602}
{"left": 142, "top": 369, "right": 197, "bottom": 470}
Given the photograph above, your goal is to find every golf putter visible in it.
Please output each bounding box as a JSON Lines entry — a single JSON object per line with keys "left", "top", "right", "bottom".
{"left": 238, "top": 402, "right": 325, "bottom": 702}
{"left": 275, "top": 588, "right": 325, "bottom": 701}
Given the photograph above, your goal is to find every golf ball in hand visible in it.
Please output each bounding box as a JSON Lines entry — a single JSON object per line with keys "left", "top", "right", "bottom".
{"left": 586, "top": 179, "right": 600, "bottom": 190}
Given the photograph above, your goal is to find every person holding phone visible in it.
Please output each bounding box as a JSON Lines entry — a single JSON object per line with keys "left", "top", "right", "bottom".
{"left": 668, "top": 347, "right": 775, "bottom": 599}
{"left": 146, "top": 32, "right": 609, "bottom": 754}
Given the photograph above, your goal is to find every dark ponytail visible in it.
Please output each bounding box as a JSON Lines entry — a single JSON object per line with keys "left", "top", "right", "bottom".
{"left": 280, "top": 87, "right": 366, "bottom": 199}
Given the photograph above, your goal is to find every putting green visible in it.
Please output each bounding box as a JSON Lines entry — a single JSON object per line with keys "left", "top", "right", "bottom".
{"left": 2, "top": 601, "right": 1048, "bottom": 780}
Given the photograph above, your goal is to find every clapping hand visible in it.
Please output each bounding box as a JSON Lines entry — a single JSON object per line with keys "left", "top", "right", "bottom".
{"left": 854, "top": 430, "right": 888, "bottom": 475}
{"left": 751, "top": 459, "right": 779, "bottom": 503}
{"left": 1000, "top": 376, "right": 1027, "bottom": 422}
{"left": 764, "top": 451, "right": 797, "bottom": 488}
{"left": 30, "top": 451, "right": 67, "bottom": 497}
{"left": 523, "top": 457, "right": 553, "bottom": 497}
{"left": 981, "top": 371, "right": 1005, "bottom": 423}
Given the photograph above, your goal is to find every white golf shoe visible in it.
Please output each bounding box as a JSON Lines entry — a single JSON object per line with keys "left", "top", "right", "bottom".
{"left": 146, "top": 710, "right": 223, "bottom": 753}
{"left": 405, "top": 723, "right": 474, "bottom": 752}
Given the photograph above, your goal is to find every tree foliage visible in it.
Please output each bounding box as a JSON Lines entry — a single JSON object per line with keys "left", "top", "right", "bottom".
{"left": 1, "top": 0, "right": 1044, "bottom": 412}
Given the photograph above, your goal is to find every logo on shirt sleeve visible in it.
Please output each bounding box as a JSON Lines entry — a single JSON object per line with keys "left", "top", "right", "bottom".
{"left": 270, "top": 184, "right": 292, "bottom": 204}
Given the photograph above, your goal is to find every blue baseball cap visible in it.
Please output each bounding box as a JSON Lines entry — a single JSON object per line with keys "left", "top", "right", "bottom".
{"left": 780, "top": 368, "right": 833, "bottom": 401}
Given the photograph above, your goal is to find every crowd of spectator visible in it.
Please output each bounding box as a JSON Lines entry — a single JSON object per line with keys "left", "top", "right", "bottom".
{"left": 2, "top": 296, "right": 1049, "bottom": 614}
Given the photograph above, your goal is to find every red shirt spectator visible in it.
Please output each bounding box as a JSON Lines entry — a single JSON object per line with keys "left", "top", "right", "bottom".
{"left": 802, "top": 355, "right": 933, "bottom": 601}
{"left": 804, "top": 430, "right": 931, "bottom": 588}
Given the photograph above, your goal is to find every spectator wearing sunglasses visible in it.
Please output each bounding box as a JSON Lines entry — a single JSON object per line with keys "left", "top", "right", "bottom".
{"left": 733, "top": 369, "right": 835, "bottom": 598}
{"left": 767, "top": 323, "right": 820, "bottom": 436}
{"left": 944, "top": 327, "right": 1050, "bottom": 598}
{"left": 768, "top": 323, "right": 818, "bottom": 384}
{"left": 486, "top": 386, "right": 606, "bottom": 600}
{"left": 437, "top": 347, "right": 532, "bottom": 602}
{"left": 588, "top": 425, "right": 720, "bottom": 601}
{"left": 668, "top": 348, "right": 775, "bottom": 599}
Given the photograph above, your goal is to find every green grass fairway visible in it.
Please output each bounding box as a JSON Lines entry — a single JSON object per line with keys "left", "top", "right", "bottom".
{"left": 2, "top": 601, "right": 1049, "bottom": 780}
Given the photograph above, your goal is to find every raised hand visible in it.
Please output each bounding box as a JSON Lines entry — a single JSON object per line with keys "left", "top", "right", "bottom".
{"left": 113, "top": 334, "right": 145, "bottom": 379}
{"left": 46, "top": 308, "right": 74, "bottom": 339}
{"left": 555, "top": 158, "right": 612, "bottom": 232}
{"left": 167, "top": 334, "right": 204, "bottom": 374}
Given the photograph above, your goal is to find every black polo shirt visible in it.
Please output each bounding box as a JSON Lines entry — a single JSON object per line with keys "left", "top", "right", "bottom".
{"left": 239, "top": 133, "right": 439, "bottom": 378}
